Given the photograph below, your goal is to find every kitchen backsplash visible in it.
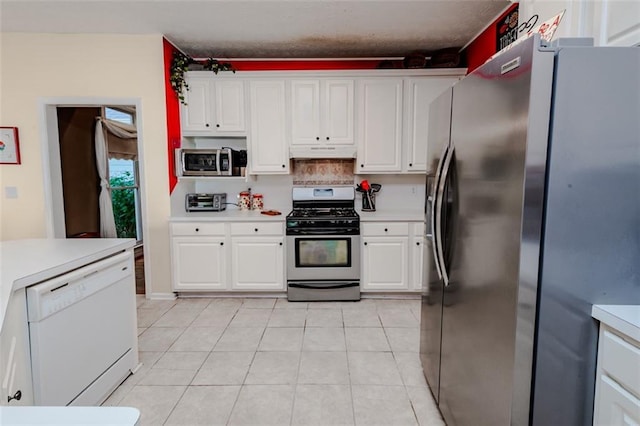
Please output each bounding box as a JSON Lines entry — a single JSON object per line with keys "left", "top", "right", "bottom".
{"left": 292, "top": 159, "right": 355, "bottom": 185}
{"left": 170, "top": 160, "right": 426, "bottom": 216}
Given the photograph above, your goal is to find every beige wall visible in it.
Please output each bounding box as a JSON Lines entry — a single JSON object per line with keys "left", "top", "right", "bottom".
{"left": 0, "top": 33, "right": 172, "bottom": 296}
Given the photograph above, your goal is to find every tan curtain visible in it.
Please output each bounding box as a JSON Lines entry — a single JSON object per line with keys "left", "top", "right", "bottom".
{"left": 101, "top": 119, "right": 138, "bottom": 160}
{"left": 94, "top": 118, "right": 138, "bottom": 238}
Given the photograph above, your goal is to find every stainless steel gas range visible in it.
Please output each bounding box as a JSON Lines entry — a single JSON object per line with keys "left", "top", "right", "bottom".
{"left": 286, "top": 187, "right": 360, "bottom": 302}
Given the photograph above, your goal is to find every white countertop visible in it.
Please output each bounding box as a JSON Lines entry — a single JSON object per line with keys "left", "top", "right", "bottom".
{"left": 592, "top": 304, "right": 640, "bottom": 342}
{"left": 0, "top": 406, "right": 140, "bottom": 425}
{"left": 171, "top": 210, "right": 286, "bottom": 222}
{"left": 0, "top": 238, "right": 135, "bottom": 331}
{"left": 172, "top": 208, "right": 424, "bottom": 222}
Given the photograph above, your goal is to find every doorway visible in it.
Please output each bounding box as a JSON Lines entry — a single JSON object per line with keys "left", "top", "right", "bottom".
{"left": 42, "top": 99, "right": 148, "bottom": 295}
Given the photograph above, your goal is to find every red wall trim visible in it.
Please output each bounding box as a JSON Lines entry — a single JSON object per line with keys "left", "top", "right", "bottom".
{"left": 463, "top": 3, "right": 519, "bottom": 73}
{"left": 163, "top": 38, "right": 181, "bottom": 194}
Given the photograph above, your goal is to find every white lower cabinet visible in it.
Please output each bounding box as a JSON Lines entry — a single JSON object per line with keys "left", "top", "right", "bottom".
{"left": 410, "top": 222, "right": 425, "bottom": 291}
{"left": 361, "top": 222, "right": 409, "bottom": 291}
{"left": 230, "top": 237, "right": 284, "bottom": 290}
{"left": 361, "top": 221, "right": 425, "bottom": 292}
{"left": 170, "top": 221, "right": 285, "bottom": 292}
{"left": 230, "top": 222, "right": 285, "bottom": 291}
{"left": 170, "top": 223, "right": 227, "bottom": 291}
{"left": 594, "top": 324, "right": 640, "bottom": 425}
{"left": 0, "top": 289, "right": 33, "bottom": 406}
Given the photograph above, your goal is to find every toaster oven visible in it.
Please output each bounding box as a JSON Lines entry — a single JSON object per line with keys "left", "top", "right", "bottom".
{"left": 185, "top": 193, "right": 227, "bottom": 212}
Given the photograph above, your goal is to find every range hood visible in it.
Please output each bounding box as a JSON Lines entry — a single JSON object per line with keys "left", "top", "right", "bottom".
{"left": 289, "top": 145, "right": 357, "bottom": 159}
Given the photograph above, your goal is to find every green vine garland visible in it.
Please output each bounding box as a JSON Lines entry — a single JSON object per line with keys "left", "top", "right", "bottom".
{"left": 169, "top": 51, "right": 194, "bottom": 105}
{"left": 170, "top": 51, "right": 236, "bottom": 105}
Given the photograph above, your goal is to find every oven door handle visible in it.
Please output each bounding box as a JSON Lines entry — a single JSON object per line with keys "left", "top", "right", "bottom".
{"left": 288, "top": 282, "right": 360, "bottom": 289}
{"left": 287, "top": 229, "right": 358, "bottom": 236}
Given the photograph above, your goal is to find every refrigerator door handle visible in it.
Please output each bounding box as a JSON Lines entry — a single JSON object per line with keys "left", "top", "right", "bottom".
{"left": 435, "top": 145, "right": 455, "bottom": 287}
{"left": 425, "top": 195, "right": 434, "bottom": 241}
{"left": 430, "top": 144, "right": 449, "bottom": 280}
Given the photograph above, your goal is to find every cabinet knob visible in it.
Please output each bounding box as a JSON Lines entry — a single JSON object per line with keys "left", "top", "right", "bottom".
{"left": 216, "top": 124, "right": 220, "bottom": 128}
{"left": 384, "top": 228, "right": 388, "bottom": 232}
{"left": 279, "top": 242, "right": 283, "bottom": 246}
{"left": 326, "top": 137, "right": 330, "bottom": 141}
{"left": 409, "top": 163, "right": 413, "bottom": 167}
{"left": 255, "top": 228, "right": 259, "bottom": 232}
{"left": 364, "top": 242, "right": 368, "bottom": 246}
{"left": 205, "top": 124, "right": 210, "bottom": 127}
{"left": 8, "top": 390, "right": 21, "bottom": 403}
{"left": 220, "top": 242, "right": 224, "bottom": 246}
{"left": 360, "top": 164, "right": 364, "bottom": 168}
{"left": 316, "top": 137, "right": 320, "bottom": 141}
{"left": 282, "top": 164, "right": 286, "bottom": 168}
{"left": 195, "top": 228, "right": 199, "bottom": 232}
{"left": 416, "top": 241, "right": 420, "bottom": 246}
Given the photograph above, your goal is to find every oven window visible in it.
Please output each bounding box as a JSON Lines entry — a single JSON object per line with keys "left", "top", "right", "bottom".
{"left": 296, "top": 238, "right": 351, "bottom": 268}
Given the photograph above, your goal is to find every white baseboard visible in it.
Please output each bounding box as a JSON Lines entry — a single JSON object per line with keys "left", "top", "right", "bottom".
{"left": 145, "top": 292, "right": 177, "bottom": 300}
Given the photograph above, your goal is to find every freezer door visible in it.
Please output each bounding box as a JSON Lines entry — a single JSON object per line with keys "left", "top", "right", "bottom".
{"left": 438, "top": 36, "right": 554, "bottom": 426}
{"left": 420, "top": 87, "right": 453, "bottom": 403}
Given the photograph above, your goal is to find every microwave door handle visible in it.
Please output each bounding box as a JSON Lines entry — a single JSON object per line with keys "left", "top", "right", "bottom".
{"left": 430, "top": 144, "right": 448, "bottom": 280}
{"left": 435, "top": 145, "right": 455, "bottom": 287}
{"left": 180, "top": 151, "right": 187, "bottom": 175}
{"left": 216, "top": 151, "right": 222, "bottom": 176}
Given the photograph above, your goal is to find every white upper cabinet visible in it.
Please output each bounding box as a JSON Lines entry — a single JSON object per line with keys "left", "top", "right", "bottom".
{"left": 290, "top": 79, "right": 355, "bottom": 157}
{"left": 519, "top": 0, "right": 640, "bottom": 47}
{"left": 248, "top": 80, "right": 290, "bottom": 174}
{"left": 403, "top": 76, "right": 462, "bottom": 173}
{"left": 356, "top": 78, "right": 403, "bottom": 173}
{"left": 291, "top": 80, "right": 321, "bottom": 146}
{"left": 180, "top": 73, "right": 246, "bottom": 136}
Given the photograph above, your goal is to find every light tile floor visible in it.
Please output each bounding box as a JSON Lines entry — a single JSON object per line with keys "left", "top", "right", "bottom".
{"left": 104, "top": 296, "right": 445, "bottom": 426}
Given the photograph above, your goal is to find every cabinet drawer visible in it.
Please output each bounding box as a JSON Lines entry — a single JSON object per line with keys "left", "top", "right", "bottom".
{"left": 595, "top": 374, "right": 640, "bottom": 425}
{"left": 171, "top": 222, "right": 225, "bottom": 236}
{"left": 362, "top": 222, "right": 409, "bottom": 236}
{"left": 230, "top": 222, "right": 283, "bottom": 236}
{"left": 601, "top": 328, "right": 640, "bottom": 398}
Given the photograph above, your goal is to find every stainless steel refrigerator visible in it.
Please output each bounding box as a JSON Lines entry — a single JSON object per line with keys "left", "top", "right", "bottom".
{"left": 420, "top": 34, "right": 640, "bottom": 426}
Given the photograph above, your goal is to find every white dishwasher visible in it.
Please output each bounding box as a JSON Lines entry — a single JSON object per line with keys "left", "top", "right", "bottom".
{"left": 26, "top": 251, "right": 138, "bottom": 406}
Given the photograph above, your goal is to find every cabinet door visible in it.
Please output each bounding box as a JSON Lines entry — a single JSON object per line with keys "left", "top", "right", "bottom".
{"left": 171, "top": 237, "right": 227, "bottom": 291}
{"left": 356, "top": 78, "right": 403, "bottom": 173}
{"left": 231, "top": 237, "right": 284, "bottom": 290}
{"left": 181, "top": 76, "right": 212, "bottom": 134}
{"left": 0, "top": 289, "right": 33, "bottom": 406}
{"left": 361, "top": 236, "right": 409, "bottom": 290}
{"left": 249, "top": 80, "right": 290, "bottom": 174}
{"left": 291, "top": 80, "right": 321, "bottom": 146}
{"left": 593, "top": 1, "right": 640, "bottom": 46}
{"left": 595, "top": 375, "right": 640, "bottom": 426}
{"left": 410, "top": 236, "right": 425, "bottom": 291}
{"left": 404, "top": 77, "right": 460, "bottom": 172}
{"left": 323, "top": 79, "right": 354, "bottom": 145}
{"left": 214, "top": 80, "right": 246, "bottom": 132}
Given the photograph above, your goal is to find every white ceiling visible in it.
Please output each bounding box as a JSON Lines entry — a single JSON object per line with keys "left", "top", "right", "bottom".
{"left": 0, "top": 0, "right": 513, "bottom": 59}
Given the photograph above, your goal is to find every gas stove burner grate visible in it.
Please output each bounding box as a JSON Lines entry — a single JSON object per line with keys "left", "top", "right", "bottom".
{"left": 288, "top": 208, "right": 358, "bottom": 219}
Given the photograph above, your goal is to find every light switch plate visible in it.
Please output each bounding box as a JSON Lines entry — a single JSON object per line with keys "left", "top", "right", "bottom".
{"left": 5, "top": 186, "right": 18, "bottom": 199}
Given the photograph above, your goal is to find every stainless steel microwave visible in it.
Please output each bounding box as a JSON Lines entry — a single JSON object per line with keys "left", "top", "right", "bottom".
{"left": 178, "top": 148, "right": 233, "bottom": 176}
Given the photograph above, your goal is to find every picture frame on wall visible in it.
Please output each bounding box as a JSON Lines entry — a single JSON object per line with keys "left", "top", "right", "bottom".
{"left": 0, "top": 127, "right": 21, "bottom": 164}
